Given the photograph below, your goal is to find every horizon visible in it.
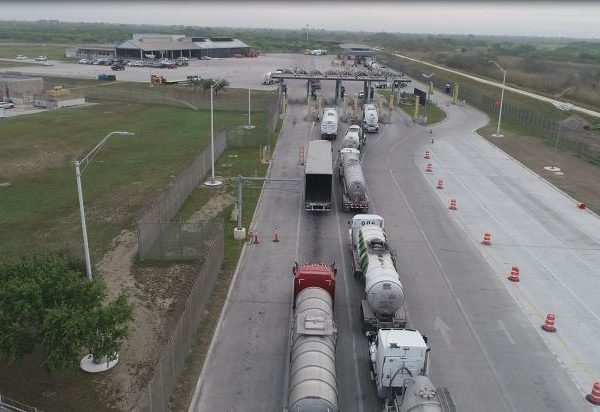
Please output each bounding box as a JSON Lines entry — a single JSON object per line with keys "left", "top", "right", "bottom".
{"left": 1, "top": 2, "right": 599, "bottom": 40}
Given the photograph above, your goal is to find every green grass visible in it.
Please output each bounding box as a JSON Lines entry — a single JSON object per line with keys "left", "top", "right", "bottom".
{"left": 0, "top": 101, "right": 272, "bottom": 262}
{"left": 380, "top": 52, "right": 598, "bottom": 123}
{"left": 395, "top": 96, "right": 447, "bottom": 125}
{"left": 0, "top": 44, "right": 72, "bottom": 61}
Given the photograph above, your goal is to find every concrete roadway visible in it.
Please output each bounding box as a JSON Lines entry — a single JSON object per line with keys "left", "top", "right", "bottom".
{"left": 362, "top": 98, "right": 593, "bottom": 411}
{"left": 190, "top": 55, "right": 597, "bottom": 412}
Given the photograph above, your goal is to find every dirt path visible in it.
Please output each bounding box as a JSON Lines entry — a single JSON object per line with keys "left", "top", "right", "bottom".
{"left": 183, "top": 192, "right": 235, "bottom": 230}
{"left": 95, "top": 230, "right": 164, "bottom": 410}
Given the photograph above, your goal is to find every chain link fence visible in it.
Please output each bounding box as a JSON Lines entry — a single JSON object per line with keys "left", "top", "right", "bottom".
{"left": 382, "top": 57, "right": 600, "bottom": 164}
{"left": 137, "top": 224, "right": 224, "bottom": 412}
{"left": 137, "top": 96, "right": 279, "bottom": 260}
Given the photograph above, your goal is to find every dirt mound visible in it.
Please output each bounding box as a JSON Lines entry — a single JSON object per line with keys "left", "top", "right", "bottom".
{"left": 561, "top": 114, "right": 590, "bottom": 131}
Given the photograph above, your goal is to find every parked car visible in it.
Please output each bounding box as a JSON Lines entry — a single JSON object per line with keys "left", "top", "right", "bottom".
{"left": 111, "top": 64, "right": 125, "bottom": 71}
{"left": 42, "top": 61, "right": 54, "bottom": 66}
{"left": 79, "top": 58, "right": 90, "bottom": 64}
{"left": 35, "top": 56, "right": 47, "bottom": 61}
{"left": 0, "top": 101, "right": 15, "bottom": 109}
{"left": 16, "top": 55, "right": 27, "bottom": 60}
{"left": 176, "top": 56, "right": 189, "bottom": 61}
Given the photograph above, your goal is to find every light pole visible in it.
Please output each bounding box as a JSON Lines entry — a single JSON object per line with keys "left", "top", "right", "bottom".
{"left": 545, "top": 101, "right": 573, "bottom": 172}
{"left": 244, "top": 64, "right": 255, "bottom": 129}
{"left": 205, "top": 79, "right": 224, "bottom": 187}
{"left": 489, "top": 60, "right": 506, "bottom": 137}
{"left": 306, "top": 24, "right": 309, "bottom": 45}
{"left": 75, "top": 131, "right": 135, "bottom": 280}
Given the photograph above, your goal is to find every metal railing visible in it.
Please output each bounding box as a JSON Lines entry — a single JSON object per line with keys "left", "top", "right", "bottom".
{"left": 0, "top": 395, "right": 41, "bottom": 412}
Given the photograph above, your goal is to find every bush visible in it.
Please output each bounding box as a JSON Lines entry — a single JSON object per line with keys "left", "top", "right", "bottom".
{"left": 0, "top": 255, "right": 132, "bottom": 370}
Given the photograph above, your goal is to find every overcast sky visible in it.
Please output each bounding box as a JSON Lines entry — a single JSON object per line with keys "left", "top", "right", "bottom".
{"left": 2, "top": 1, "right": 600, "bottom": 39}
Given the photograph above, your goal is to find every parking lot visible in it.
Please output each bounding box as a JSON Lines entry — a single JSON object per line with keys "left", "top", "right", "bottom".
{"left": 0, "top": 54, "right": 310, "bottom": 90}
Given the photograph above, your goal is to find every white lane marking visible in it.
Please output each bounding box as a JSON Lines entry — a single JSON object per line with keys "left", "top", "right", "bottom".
{"left": 498, "top": 320, "right": 516, "bottom": 345}
{"left": 434, "top": 316, "right": 452, "bottom": 347}
{"left": 388, "top": 169, "right": 517, "bottom": 412}
{"left": 332, "top": 187, "right": 365, "bottom": 412}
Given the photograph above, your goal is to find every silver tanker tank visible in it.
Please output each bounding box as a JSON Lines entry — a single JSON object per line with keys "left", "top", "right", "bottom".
{"left": 288, "top": 287, "right": 338, "bottom": 412}
{"left": 339, "top": 148, "right": 369, "bottom": 212}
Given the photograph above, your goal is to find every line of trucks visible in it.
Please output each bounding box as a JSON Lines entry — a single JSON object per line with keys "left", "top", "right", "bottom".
{"left": 304, "top": 105, "right": 377, "bottom": 212}
{"left": 290, "top": 103, "right": 445, "bottom": 411}
{"left": 288, "top": 216, "right": 443, "bottom": 412}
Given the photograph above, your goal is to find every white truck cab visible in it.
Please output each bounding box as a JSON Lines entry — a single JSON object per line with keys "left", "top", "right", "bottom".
{"left": 368, "top": 328, "right": 429, "bottom": 399}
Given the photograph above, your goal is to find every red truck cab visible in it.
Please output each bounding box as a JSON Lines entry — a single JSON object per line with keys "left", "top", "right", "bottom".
{"left": 293, "top": 262, "right": 336, "bottom": 303}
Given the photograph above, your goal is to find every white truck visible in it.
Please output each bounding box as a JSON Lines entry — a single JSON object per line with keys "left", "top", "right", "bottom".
{"left": 367, "top": 328, "right": 443, "bottom": 412}
{"left": 262, "top": 70, "right": 282, "bottom": 85}
{"left": 340, "top": 124, "right": 365, "bottom": 150}
{"left": 363, "top": 104, "right": 379, "bottom": 133}
{"left": 349, "top": 215, "right": 407, "bottom": 332}
{"left": 321, "top": 107, "right": 339, "bottom": 140}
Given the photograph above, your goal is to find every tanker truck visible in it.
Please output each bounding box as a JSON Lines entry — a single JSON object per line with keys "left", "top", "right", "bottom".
{"left": 367, "top": 328, "right": 443, "bottom": 412}
{"left": 339, "top": 148, "right": 369, "bottom": 212}
{"left": 321, "top": 107, "right": 339, "bottom": 140}
{"left": 363, "top": 104, "right": 379, "bottom": 133}
{"left": 348, "top": 214, "right": 407, "bottom": 332}
{"left": 288, "top": 262, "right": 338, "bottom": 412}
{"left": 340, "top": 124, "right": 365, "bottom": 151}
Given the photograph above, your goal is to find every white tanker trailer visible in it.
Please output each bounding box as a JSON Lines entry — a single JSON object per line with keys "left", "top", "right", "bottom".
{"left": 349, "top": 214, "right": 407, "bottom": 332}
{"left": 339, "top": 148, "right": 369, "bottom": 212}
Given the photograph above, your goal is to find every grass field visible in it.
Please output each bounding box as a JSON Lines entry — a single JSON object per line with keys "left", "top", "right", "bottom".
{"left": 0, "top": 100, "right": 272, "bottom": 262}
{"left": 380, "top": 53, "right": 599, "bottom": 123}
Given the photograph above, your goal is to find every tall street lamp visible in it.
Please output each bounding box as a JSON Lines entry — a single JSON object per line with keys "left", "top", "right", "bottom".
{"left": 75, "top": 130, "right": 135, "bottom": 280}
{"left": 244, "top": 64, "right": 255, "bottom": 130}
{"left": 545, "top": 101, "right": 574, "bottom": 172}
{"left": 489, "top": 60, "right": 506, "bottom": 137}
{"left": 205, "top": 78, "right": 224, "bottom": 187}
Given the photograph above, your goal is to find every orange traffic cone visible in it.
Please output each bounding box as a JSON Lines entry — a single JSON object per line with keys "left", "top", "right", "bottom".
{"left": 482, "top": 232, "right": 491, "bottom": 246}
{"left": 424, "top": 151, "right": 430, "bottom": 159}
{"left": 586, "top": 382, "right": 600, "bottom": 405}
{"left": 508, "top": 266, "right": 520, "bottom": 282}
{"left": 426, "top": 163, "right": 433, "bottom": 172}
{"left": 251, "top": 231, "right": 260, "bottom": 244}
{"left": 436, "top": 179, "right": 444, "bottom": 189}
{"left": 272, "top": 226, "right": 280, "bottom": 242}
{"left": 449, "top": 199, "right": 457, "bottom": 210}
{"left": 578, "top": 202, "right": 586, "bottom": 209}
{"left": 542, "top": 313, "right": 556, "bottom": 332}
